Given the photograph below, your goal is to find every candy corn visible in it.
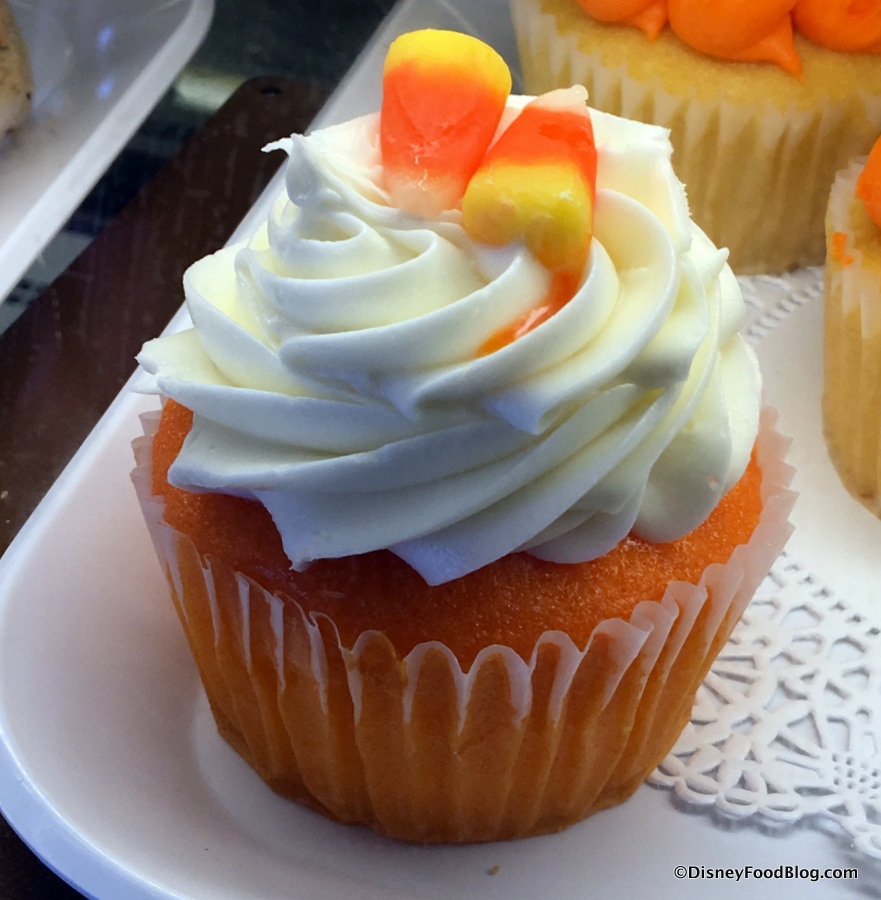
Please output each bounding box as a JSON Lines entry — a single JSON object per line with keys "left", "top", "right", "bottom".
{"left": 380, "top": 29, "right": 511, "bottom": 217}
{"left": 478, "top": 268, "right": 582, "bottom": 355}
{"left": 461, "top": 88, "right": 598, "bottom": 273}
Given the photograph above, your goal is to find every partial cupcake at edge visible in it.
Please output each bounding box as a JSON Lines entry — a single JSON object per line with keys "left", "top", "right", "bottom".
{"left": 823, "top": 134, "right": 881, "bottom": 518}
{"left": 509, "top": 0, "right": 881, "bottom": 275}
{"left": 0, "top": 0, "right": 33, "bottom": 139}
{"left": 131, "top": 30, "right": 795, "bottom": 843}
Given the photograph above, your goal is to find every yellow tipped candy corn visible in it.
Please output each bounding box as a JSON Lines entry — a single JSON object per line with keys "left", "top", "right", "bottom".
{"left": 462, "top": 89, "right": 598, "bottom": 272}
{"left": 380, "top": 29, "right": 512, "bottom": 218}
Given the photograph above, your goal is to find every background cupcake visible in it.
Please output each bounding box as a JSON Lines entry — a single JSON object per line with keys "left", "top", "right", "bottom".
{"left": 823, "top": 137, "right": 881, "bottom": 517}
{"left": 0, "top": 0, "right": 33, "bottom": 138}
{"left": 509, "top": 0, "right": 881, "bottom": 274}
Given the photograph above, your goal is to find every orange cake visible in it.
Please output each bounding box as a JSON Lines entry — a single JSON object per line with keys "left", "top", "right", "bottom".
{"left": 823, "top": 136, "right": 881, "bottom": 517}
{"left": 152, "top": 399, "right": 767, "bottom": 667}
{"left": 509, "top": 0, "right": 881, "bottom": 274}
{"left": 132, "top": 29, "right": 795, "bottom": 842}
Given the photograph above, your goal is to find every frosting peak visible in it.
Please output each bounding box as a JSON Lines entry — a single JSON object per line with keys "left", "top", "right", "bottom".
{"left": 668, "top": 0, "right": 801, "bottom": 77}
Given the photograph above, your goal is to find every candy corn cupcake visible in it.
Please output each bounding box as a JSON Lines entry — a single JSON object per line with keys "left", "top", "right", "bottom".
{"left": 510, "top": 0, "right": 881, "bottom": 274}
{"left": 823, "top": 137, "right": 881, "bottom": 517}
{"left": 132, "top": 30, "right": 794, "bottom": 842}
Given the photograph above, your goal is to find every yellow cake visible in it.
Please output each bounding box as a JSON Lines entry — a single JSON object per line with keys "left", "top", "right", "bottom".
{"left": 510, "top": 0, "right": 881, "bottom": 274}
{"left": 823, "top": 142, "right": 881, "bottom": 516}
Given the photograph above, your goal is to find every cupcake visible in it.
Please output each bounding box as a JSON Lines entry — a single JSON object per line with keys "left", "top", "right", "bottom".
{"left": 132, "top": 30, "right": 794, "bottom": 842}
{"left": 0, "top": 0, "right": 32, "bottom": 138}
{"left": 822, "top": 136, "right": 881, "bottom": 517}
{"left": 509, "top": 0, "right": 881, "bottom": 274}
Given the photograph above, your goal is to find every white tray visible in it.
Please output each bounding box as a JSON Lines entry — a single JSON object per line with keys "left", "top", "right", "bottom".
{"left": 0, "top": 1, "right": 878, "bottom": 898}
{"left": 0, "top": 0, "right": 214, "bottom": 304}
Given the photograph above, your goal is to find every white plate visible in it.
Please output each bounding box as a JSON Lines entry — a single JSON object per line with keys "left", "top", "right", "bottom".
{"left": 0, "top": 0, "right": 214, "bottom": 304}
{"left": 0, "top": 1, "right": 878, "bottom": 898}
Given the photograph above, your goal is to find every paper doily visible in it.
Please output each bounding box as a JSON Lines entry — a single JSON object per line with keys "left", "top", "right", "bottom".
{"left": 650, "top": 552, "right": 881, "bottom": 859}
{"left": 649, "top": 267, "right": 881, "bottom": 861}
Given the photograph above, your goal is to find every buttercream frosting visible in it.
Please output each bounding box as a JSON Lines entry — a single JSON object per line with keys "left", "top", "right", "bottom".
{"left": 137, "top": 93, "right": 761, "bottom": 585}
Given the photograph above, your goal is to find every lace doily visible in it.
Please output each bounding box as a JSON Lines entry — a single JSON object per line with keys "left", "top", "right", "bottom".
{"left": 649, "top": 268, "right": 881, "bottom": 861}
{"left": 739, "top": 268, "right": 819, "bottom": 341}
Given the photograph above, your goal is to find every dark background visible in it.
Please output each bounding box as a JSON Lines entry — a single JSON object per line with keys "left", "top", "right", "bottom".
{"left": 0, "top": 1, "right": 395, "bottom": 896}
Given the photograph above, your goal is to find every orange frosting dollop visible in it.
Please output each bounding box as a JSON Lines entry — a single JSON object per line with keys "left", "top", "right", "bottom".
{"left": 575, "top": 0, "right": 667, "bottom": 39}
{"left": 792, "top": 0, "right": 881, "bottom": 53}
{"left": 668, "top": 0, "right": 802, "bottom": 77}
{"left": 576, "top": 0, "right": 881, "bottom": 74}
{"left": 857, "top": 136, "right": 881, "bottom": 229}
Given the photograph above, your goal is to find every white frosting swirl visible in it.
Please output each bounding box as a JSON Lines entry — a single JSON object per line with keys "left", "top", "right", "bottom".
{"left": 137, "top": 94, "right": 761, "bottom": 585}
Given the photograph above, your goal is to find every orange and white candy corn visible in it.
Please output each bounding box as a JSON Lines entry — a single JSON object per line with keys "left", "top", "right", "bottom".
{"left": 462, "top": 87, "right": 598, "bottom": 273}
{"left": 380, "top": 29, "right": 511, "bottom": 217}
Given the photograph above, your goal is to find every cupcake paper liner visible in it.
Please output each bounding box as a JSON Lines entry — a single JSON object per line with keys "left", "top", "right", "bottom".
{"left": 823, "top": 160, "right": 881, "bottom": 516}
{"left": 510, "top": 0, "right": 881, "bottom": 275}
{"left": 132, "top": 406, "right": 794, "bottom": 843}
